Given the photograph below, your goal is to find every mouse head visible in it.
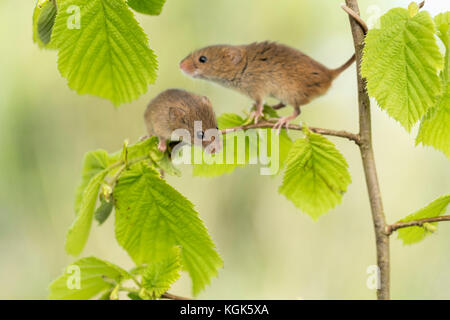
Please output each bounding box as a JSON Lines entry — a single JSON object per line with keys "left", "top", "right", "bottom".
{"left": 180, "top": 45, "right": 245, "bottom": 82}
{"left": 169, "top": 95, "right": 221, "bottom": 153}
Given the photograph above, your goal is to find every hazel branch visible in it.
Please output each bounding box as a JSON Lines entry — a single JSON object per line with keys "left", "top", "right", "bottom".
{"left": 345, "top": 0, "right": 389, "bottom": 300}
{"left": 161, "top": 292, "right": 193, "bottom": 300}
{"left": 221, "top": 120, "right": 361, "bottom": 145}
{"left": 386, "top": 216, "right": 450, "bottom": 235}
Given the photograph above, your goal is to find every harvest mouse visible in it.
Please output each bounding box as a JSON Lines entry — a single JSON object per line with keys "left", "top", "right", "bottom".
{"left": 144, "top": 89, "right": 220, "bottom": 153}
{"left": 180, "top": 41, "right": 355, "bottom": 132}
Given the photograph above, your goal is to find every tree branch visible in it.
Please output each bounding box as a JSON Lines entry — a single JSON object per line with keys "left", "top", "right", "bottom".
{"left": 161, "top": 292, "right": 192, "bottom": 300}
{"left": 345, "top": 0, "right": 390, "bottom": 300}
{"left": 221, "top": 120, "right": 361, "bottom": 145}
{"left": 386, "top": 216, "right": 450, "bottom": 235}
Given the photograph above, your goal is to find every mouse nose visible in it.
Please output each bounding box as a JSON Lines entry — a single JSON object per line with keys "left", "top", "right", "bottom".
{"left": 180, "top": 60, "right": 188, "bottom": 72}
{"left": 180, "top": 60, "right": 193, "bottom": 74}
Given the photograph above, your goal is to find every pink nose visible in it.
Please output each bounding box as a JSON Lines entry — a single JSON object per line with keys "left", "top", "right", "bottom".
{"left": 180, "top": 60, "right": 188, "bottom": 71}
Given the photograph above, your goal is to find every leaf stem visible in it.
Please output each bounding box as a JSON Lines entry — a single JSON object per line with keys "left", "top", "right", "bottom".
{"left": 386, "top": 215, "right": 450, "bottom": 235}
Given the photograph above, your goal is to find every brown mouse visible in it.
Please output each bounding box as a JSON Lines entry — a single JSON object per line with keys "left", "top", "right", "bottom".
{"left": 144, "top": 89, "right": 220, "bottom": 153}
{"left": 180, "top": 41, "right": 355, "bottom": 132}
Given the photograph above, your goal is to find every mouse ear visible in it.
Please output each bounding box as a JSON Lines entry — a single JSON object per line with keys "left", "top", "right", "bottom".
{"left": 169, "top": 107, "right": 187, "bottom": 124}
{"left": 226, "top": 47, "right": 243, "bottom": 65}
{"left": 201, "top": 96, "right": 211, "bottom": 105}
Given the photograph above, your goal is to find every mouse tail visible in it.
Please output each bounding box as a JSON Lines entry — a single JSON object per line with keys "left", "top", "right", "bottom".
{"left": 330, "top": 53, "right": 356, "bottom": 79}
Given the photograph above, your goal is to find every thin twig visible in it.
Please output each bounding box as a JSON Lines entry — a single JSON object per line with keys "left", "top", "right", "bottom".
{"left": 345, "top": 0, "right": 389, "bottom": 300}
{"left": 161, "top": 292, "right": 192, "bottom": 300}
{"left": 386, "top": 215, "right": 450, "bottom": 235}
{"left": 418, "top": 1, "right": 425, "bottom": 9}
{"left": 221, "top": 120, "right": 361, "bottom": 145}
{"left": 341, "top": 4, "right": 368, "bottom": 34}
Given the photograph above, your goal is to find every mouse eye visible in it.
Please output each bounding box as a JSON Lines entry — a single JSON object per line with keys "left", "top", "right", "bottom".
{"left": 196, "top": 131, "right": 205, "bottom": 140}
{"left": 199, "top": 56, "right": 208, "bottom": 63}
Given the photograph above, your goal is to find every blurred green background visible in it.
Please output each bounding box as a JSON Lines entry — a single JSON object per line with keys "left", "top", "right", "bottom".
{"left": 0, "top": 0, "right": 449, "bottom": 299}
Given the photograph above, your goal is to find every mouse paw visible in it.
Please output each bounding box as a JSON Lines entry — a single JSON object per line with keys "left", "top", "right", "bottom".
{"left": 158, "top": 140, "right": 167, "bottom": 153}
{"left": 272, "top": 117, "right": 293, "bottom": 135}
{"left": 250, "top": 110, "right": 264, "bottom": 124}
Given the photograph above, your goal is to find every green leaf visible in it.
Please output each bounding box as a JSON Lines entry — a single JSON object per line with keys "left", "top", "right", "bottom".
{"left": 416, "top": 84, "right": 450, "bottom": 158}
{"left": 435, "top": 12, "right": 449, "bottom": 86}
{"left": 114, "top": 163, "right": 222, "bottom": 295}
{"left": 94, "top": 194, "right": 114, "bottom": 225}
{"left": 128, "top": 292, "right": 143, "bottom": 300}
{"left": 192, "top": 138, "right": 246, "bottom": 177}
{"left": 109, "top": 138, "right": 155, "bottom": 164}
{"left": 435, "top": 12, "right": 449, "bottom": 56}
{"left": 66, "top": 170, "right": 108, "bottom": 255}
{"left": 33, "top": 0, "right": 57, "bottom": 47}
{"left": 264, "top": 128, "right": 293, "bottom": 175}
{"left": 154, "top": 152, "right": 182, "bottom": 177}
{"left": 141, "top": 247, "right": 181, "bottom": 299}
{"left": 192, "top": 113, "right": 249, "bottom": 177}
{"left": 98, "top": 289, "right": 113, "bottom": 300}
{"left": 51, "top": 0, "right": 158, "bottom": 106}
{"left": 362, "top": 7, "right": 444, "bottom": 131}
{"left": 127, "top": 0, "right": 166, "bottom": 15}
{"left": 49, "top": 257, "right": 129, "bottom": 300}
{"left": 218, "top": 113, "right": 246, "bottom": 129}
{"left": 416, "top": 12, "right": 450, "bottom": 158}
{"left": 396, "top": 194, "right": 450, "bottom": 244}
{"left": 193, "top": 111, "right": 292, "bottom": 177}
{"left": 279, "top": 130, "right": 351, "bottom": 220}
{"left": 408, "top": 2, "right": 419, "bottom": 18}
{"left": 75, "top": 150, "right": 110, "bottom": 214}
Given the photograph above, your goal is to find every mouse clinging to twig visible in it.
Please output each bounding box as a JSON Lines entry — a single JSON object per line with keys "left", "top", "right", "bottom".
{"left": 180, "top": 41, "right": 355, "bottom": 133}
{"left": 144, "top": 89, "right": 221, "bottom": 153}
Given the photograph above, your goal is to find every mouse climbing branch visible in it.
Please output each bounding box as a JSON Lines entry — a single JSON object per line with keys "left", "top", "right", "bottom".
{"left": 221, "top": 121, "right": 361, "bottom": 145}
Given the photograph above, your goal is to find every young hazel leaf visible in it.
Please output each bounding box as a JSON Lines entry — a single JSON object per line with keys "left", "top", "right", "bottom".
{"left": 218, "top": 113, "right": 246, "bottom": 129}
{"left": 127, "top": 0, "right": 166, "bottom": 16}
{"left": 33, "top": 1, "right": 58, "bottom": 49}
{"left": 114, "top": 162, "right": 222, "bottom": 295}
{"left": 95, "top": 194, "right": 114, "bottom": 225}
{"left": 49, "top": 257, "right": 130, "bottom": 300}
{"left": 141, "top": 247, "right": 181, "bottom": 299}
{"left": 396, "top": 194, "right": 450, "bottom": 245}
{"left": 362, "top": 7, "right": 444, "bottom": 131}
{"left": 192, "top": 113, "right": 247, "bottom": 177}
{"left": 51, "top": 0, "right": 158, "bottom": 106}
{"left": 193, "top": 111, "right": 292, "bottom": 177}
{"left": 416, "top": 12, "right": 450, "bottom": 158}
{"left": 36, "top": 1, "right": 57, "bottom": 45}
{"left": 74, "top": 150, "right": 111, "bottom": 214}
{"left": 128, "top": 292, "right": 143, "bottom": 300}
{"left": 109, "top": 137, "right": 158, "bottom": 163}
{"left": 279, "top": 130, "right": 351, "bottom": 220}
{"left": 66, "top": 170, "right": 108, "bottom": 256}
{"left": 416, "top": 83, "right": 450, "bottom": 158}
